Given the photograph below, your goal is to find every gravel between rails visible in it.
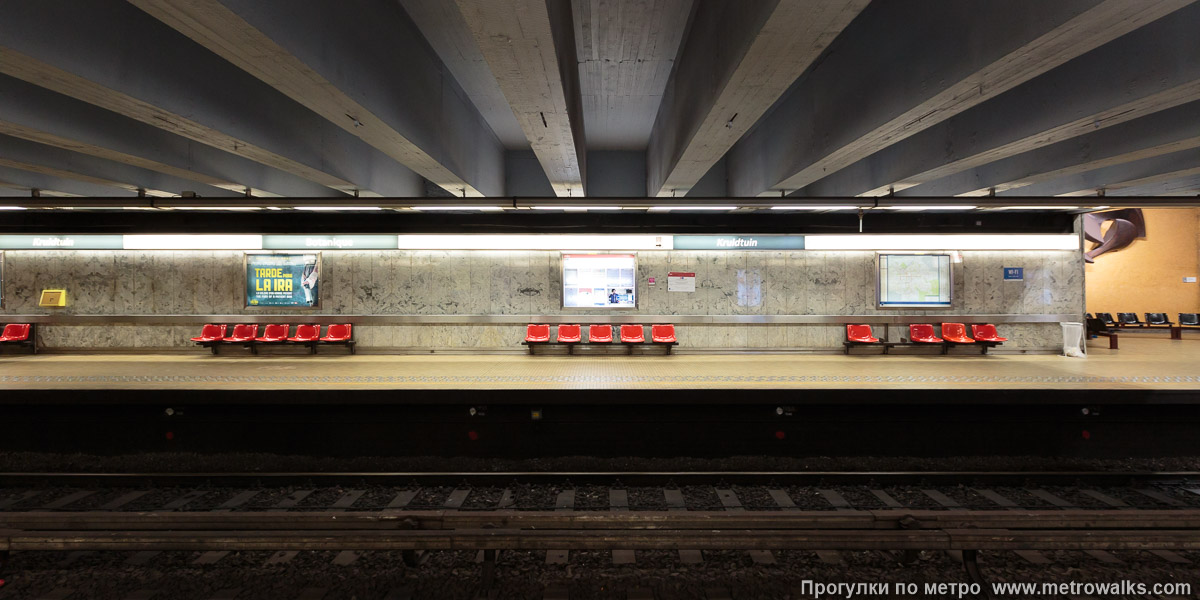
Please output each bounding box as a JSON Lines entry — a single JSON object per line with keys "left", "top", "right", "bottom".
{"left": 4, "top": 451, "right": 1200, "bottom": 474}
{"left": 5, "top": 482, "right": 1200, "bottom": 512}
{"left": 2, "top": 549, "right": 1199, "bottom": 600}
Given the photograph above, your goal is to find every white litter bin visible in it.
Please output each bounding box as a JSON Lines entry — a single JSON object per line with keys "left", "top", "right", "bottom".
{"left": 1061, "top": 321, "right": 1085, "bottom": 358}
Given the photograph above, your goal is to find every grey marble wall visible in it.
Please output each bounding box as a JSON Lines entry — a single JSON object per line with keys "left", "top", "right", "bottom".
{"left": 1, "top": 250, "right": 1082, "bottom": 351}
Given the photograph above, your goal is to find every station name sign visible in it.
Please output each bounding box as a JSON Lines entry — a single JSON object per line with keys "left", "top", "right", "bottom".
{"left": 672, "top": 235, "right": 805, "bottom": 250}
{"left": 261, "top": 235, "right": 398, "bottom": 250}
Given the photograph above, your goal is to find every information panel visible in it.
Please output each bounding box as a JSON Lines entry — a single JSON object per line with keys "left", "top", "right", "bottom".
{"left": 245, "top": 253, "right": 321, "bottom": 307}
{"left": 562, "top": 253, "right": 636, "bottom": 308}
{"left": 878, "top": 253, "right": 952, "bottom": 307}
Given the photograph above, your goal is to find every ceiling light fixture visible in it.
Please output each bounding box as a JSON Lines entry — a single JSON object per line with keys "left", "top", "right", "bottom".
{"left": 770, "top": 205, "right": 855, "bottom": 210}
{"left": 884, "top": 205, "right": 977, "bottom": 211}
{"left": 410, "top": 206, "right": 504, "bottom": 211}
{"left": 648, "top": 206, "right": 737, "bottom": 211}
{"left": 295, "top": 206, "right": 383, "bottom": 211}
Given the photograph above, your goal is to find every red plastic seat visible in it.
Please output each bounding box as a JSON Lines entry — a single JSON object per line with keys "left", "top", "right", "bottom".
{"left": 189, "top": 324, "right": 226, "bottom": 342}
{"left": 620, "top": 324, "right": 645, "bottom": 343}
{"left": 908, "top": 324, "right": 942, "bottom": 343}
{"left": 589, "top": 324, "right": 613, "bottom": 343}
{"left": 970, "top": 324, "right": 1008, "bottom": 342}
{"left": 845, "top": 324, "right": 879, "bottom": 343}
{"left": 651, "top": 324, "right": 676, "bottom": 343}
{"left": 287, "top": 324, "right": 321, "bottom": 342}
{"left": 222, "top": 324, "right": 258, "bottom": 342}
{"left": 941, "top": 323, "right": 975, "bottom": 344}
{"left": 557, "top": 324, "right": 582, "bottom": 343}
{"left": 524, "top": 324, "right": 550, "bottom": 343}
{"left": 254, "top": 324, "right": 290, "bottom": 343}
{"left": 321, "top": 324, "right": 353, "bottom": 342}
{"left": 0, "top": 323, "right": 32, "bottom": 342}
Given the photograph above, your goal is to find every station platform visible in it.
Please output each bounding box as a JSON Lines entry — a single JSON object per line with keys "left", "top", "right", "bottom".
{"left": 0, "top": 336, "right": 1195, "bottom": 392}
{"left": 2, "top": 336, "right": 1199, "bottom": 458}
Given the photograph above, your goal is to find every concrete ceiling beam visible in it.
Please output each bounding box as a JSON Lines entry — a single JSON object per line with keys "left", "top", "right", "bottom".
{"left": 0, "top": 1, "right": 422, "bottom": 197}
{"left": 130, "top": 0, "right": 502, "bottom": 197}
{"left": 792, "top": 2, "right": 1200, "bottom": 198}
{"left": 1101, "top": 172, "right": 1200, "bottom": 196}
{"left": 0, "top": 160, "right": 154, "bottom": 198}
{"left": 1006, "top": 148, "right": 1200, "bottom": 197}
{"left": 728, "top": 0, "right": 1194, "bottom": 197}
{"left": 0, "top": 75, "right": 346, "bottom": 198}
{"left": 0, "top": 178, "right": 78, "bottom": 198}
{"left": 455, "top": 0, "right": 588, "bottom": 197}
{"left": 898, "top": 101, "right": 1200, "bottom": 198}
{"left": 399, "top": 0, "right": 529, "bottom": 150}
{"left": 572, "top": 0, "right": 693, "bottom": 151}
{"left": 0, "top": 133, "right": 240, "bottom": 199}
{"left": 648, "top": 0, "right": 868, "bottom": 197}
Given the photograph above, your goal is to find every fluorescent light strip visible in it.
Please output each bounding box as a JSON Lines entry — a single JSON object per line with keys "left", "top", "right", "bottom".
{"left": 805, "top": 234, "right": 1077, "bottom": 251}
{"left": 994, "top": 206, "right": 1079, "bottom": 210}
{"left": 295, "top": 206, "right": 382, "bottom": 211}
{"left": 397, "top": 234, "right": 670, "bottom": 250}
{"left": 531, "top": 206, "right": 624, "bottom": 211}
{"left": 0, "top": 206, "right": 28, "bottom": 210}
{"left": 884, "top": 205, "right": 977, "bottom": 211}
{"left": 410, "top": 206, "right": 503, "bottom": 211}
{"left": 649, "top": 206, "right": 737, "bottom": 211}
{"left": 122, "top": 235, "right": 263, "bottom": 250}
{"left": 770, "top": 205, "right": 855, "bottom": 210}
{"left": 169, "top": 207, "right": 262, "bottom": 211}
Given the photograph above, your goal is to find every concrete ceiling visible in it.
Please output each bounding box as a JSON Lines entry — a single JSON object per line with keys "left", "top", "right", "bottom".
{"left": 0, "top": 0, "right": 1197, "bottom": 200}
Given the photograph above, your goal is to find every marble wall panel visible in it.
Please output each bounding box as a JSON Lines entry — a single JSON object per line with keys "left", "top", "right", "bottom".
{"left": 3, "top": 249, "right": 1083, "bottom": 352}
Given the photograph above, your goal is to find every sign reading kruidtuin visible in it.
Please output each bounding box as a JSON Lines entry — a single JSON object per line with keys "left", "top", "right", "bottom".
{"left": 672, "top": 235, "right": 805, "bottom": 250}
{"left": 245, "top": 253, "right": 321, "bottom": 307}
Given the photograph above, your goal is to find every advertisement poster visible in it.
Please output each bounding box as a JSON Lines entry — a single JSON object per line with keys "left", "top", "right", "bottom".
{"left": 246, "top": 253, "right": 320, "bottom": 307}
{"left": 562, "top": 253, "right": 636, "bottom": 308}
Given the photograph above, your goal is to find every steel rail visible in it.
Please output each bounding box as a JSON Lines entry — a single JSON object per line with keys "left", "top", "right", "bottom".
{"left": 5, "top": 529, "right": 1200, "bottom": 553}
{"left": 0, "top": 471, "right": 1196, "bottom": 486}
{"left": 5, "top": 510, "right": 1200, "bottom": 531}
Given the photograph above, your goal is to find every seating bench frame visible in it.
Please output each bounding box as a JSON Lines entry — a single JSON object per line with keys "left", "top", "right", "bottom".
{"left": 842, "top": 340, "right": 900, "bottom": 355}
{"left": 523, "top": 340, "right": 677, "bottom": 355}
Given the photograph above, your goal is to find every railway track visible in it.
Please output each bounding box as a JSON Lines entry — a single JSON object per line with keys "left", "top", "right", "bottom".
{"left": 2, "top": 471, "right": 1199, "bottom": 599}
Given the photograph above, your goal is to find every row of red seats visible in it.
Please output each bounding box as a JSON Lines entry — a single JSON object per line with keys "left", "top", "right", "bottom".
{"left": 191, "top": 323, "right": 355, "bottom": 355}
{"left": 524, "top": 324, "right": 678, "bottom": 355}
{"left": 845, "top": 323, "right": 1007, "bottom": 355}
{"left": 0, "top": 323, "right": 34, "bottom": 354}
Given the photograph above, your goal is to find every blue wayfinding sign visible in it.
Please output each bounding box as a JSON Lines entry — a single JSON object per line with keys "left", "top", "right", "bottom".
{"left": 1003, "top": 267, "right": 1023, "bottom": 281}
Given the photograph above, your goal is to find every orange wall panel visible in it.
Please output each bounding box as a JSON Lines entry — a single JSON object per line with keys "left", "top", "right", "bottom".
{"left": 1085, "top": 208, "right": 1200, "bottom": 318}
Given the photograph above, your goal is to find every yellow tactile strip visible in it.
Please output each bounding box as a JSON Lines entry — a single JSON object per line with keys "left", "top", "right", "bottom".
{"left": 0, "top": 338, "right": 1196, "bottom": 390}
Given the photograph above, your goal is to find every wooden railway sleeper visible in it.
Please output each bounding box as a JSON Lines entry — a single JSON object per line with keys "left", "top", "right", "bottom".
{"left": 479, "top": 523, "right": 498, "bottom": 598}
{"left": 480, "top": 548, "right": 498, "bottom": 599}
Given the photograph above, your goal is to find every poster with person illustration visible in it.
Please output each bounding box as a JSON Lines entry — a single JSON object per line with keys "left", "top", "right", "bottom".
{"left": 245, "top": 253, "right": 320, "bottom": 307}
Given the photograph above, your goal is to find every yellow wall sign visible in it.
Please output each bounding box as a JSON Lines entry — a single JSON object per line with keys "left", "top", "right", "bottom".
{"left": 38, "top": 289, "right": 67, "bottom": 307}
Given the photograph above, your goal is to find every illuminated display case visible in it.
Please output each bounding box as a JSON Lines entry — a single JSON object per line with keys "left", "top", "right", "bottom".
{"left": 562, "top": 253, "right": 636, "bottom": 308}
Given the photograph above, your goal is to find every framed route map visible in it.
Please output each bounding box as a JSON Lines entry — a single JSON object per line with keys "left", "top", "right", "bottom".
{"left": 877, "top": 253, "right": 952, "bottom": 308}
